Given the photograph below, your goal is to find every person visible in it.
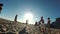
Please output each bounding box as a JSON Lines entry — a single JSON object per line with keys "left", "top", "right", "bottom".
{"left": 25, "top": 20, "right": 28, "bottom": 29}
{"left": 39, "top": 16, "right": 45, "bottom": 33}
{"left": 35, "top": 21, "right": 38, "bottom": 26}
{"left": 0, "top": 3, "right": 3, "bottom": 14}
{"left": 26, "top": 20, "right": 28, "bottom": 25}
{"left": 14, "top": 14, "right": 18, "bottom": 22}
{"left": 0, "top": 3, "right": 3, "bottom": 11}
{"left": 47, "top": 17, "right": 51, "bottom": 34}
{"left": 47, "top": 17, "right": 50, "bottom": 27}
{"left": 39, "top": 16, "right": 44, "bottom": 24}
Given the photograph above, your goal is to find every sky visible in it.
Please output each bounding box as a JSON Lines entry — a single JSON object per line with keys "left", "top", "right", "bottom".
{"left": 0, "top": 0, "right": 60, "bottom": 24}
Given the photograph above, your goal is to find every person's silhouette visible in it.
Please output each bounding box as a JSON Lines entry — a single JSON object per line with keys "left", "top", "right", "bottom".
{"left": 47, "top": 17, "right": 51, "bottom": 34}
{"left": 47, "top": 17, "right": 50, "bottom": 25}
{"left": 39, "top": 16, "right": 44, "bottom": 24}
{"left": 35, "top": 21, "right": 38, "bottom": 26}
{"left": 26, "top": 20, "right": 28, "bottom": 25}
{"left": 39, "top": 16, "right": 45, "bottom": 33}
{"left": 47, "top": 17, "right": 51, "bottom": 28}
{"left": 14, "top": 14, "right": 18, "bottom": 22}
{"left": 0, "top": 3, "right": 3, "bottom": 11}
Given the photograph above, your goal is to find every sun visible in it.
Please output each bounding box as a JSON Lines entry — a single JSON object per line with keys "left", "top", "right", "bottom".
{"left": 24, "top": 13, "right": 33, "bottom": 20}
{"left": 24, "top": 12, "right": 34, "bottom": 24}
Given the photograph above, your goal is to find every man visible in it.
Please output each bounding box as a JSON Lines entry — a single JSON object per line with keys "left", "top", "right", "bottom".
{"left": 47, "top": 17, "right": 50, "bottom": 27}
{"left": 47, "top": 17, "right": 51, "bottom": 34}
{"left": 35, "top": 21, "right": 38, "bottom": 26}
{"left": 39, "top": 16, "right": 44, "bottom": 24}
{"left": 39, "top": 16, "right": 45, "bottom": 33}
{"left": 0, "top": 3, "right": 3, "bottom": 11}
{"left": 26, "top": 20, "right": 28, "bottom": 25}
{"left": 14, "top": 14, "right": 18, "bottom": 22}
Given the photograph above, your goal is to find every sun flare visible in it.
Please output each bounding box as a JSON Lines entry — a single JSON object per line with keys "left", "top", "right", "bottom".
{"left": 24, "top": 12, "right": 34, "bottom": 24}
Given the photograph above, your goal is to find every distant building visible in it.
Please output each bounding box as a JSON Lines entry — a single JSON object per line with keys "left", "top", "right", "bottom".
{"left": 56, "top": 18, "right": 60, "bottom": 22}
{"left": 51, "top": 17, "right": 60, "bottom": 29}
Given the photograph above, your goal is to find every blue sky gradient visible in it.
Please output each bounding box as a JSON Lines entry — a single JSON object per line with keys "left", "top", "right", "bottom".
{"left": 0, "top": 0, "right": 60, "bottom": 24}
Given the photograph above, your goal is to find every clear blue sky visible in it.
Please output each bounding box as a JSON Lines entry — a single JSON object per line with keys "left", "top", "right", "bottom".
{"left": 0, "top": 0, "right": 60, "bottom": 24}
